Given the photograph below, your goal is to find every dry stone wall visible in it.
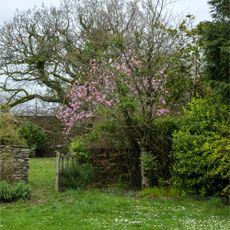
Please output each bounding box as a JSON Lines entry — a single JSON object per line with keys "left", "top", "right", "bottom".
{"left": 0, "top": 145, "right": 31, "bottom": 183}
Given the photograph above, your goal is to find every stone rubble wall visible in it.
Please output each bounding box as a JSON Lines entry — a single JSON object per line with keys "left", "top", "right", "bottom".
{"left": 0, "top": 145, "right": 31, "bottom": 183}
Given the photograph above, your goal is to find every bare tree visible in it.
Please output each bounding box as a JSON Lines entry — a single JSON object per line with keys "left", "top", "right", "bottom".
{"left": 0, "top": 3, "right": 81, "bottom": 108}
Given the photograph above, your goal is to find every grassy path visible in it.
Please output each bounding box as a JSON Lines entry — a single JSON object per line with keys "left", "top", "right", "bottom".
{"left": 0, "top": 158, "right": 229, "bottom": 229}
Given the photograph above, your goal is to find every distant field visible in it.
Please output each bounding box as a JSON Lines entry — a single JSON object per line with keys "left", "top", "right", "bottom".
{"left": 0, "top": 158, "right": 229, "bottom": 230}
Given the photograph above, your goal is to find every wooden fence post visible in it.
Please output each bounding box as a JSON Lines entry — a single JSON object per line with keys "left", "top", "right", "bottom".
{"left": 56, "top": 151, "right": 60, "bottom": 192}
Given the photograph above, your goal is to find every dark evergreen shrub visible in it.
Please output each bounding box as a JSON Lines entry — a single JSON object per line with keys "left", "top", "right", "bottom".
{"left": 19, "top": 122, "right": 47, "bottom": 156}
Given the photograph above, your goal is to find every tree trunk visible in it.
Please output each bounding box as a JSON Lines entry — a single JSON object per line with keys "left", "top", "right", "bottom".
{"left": 140, "top": 145, "right": 149, "bottom": 188}
{"left": 128, "top": 140, "right": 142, "bottom": 190}
{"left": 124, "top": 130, "right": 150, "bottom": 190}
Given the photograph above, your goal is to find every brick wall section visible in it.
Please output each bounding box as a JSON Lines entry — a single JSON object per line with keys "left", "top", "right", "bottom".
{"left": 0, "top": 145, "right": 31, "bottom": 183}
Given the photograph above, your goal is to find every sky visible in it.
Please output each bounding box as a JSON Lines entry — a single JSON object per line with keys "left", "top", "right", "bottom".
{"left": 0, "top": 0, "right": 212, "bottom": 25}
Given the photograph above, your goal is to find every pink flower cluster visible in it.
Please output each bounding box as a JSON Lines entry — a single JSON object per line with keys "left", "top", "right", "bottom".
{"left": 57, "top": 77, "right": 113, "bottom": 133}
{"left": 57, "top": 54, "right": 169, "bottom": 133}
{"left": 156, "top": 108, "right": 169, "bottom": 116}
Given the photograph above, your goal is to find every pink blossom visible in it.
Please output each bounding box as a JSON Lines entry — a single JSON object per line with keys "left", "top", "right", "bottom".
{"left": 156, "top": 108, "right": 169, "bottom": 116}
{"left": 57, "top": 53, "right": 170, "bottom": 133}
{"left": 159, "top": 96, "right": 166, "bottom": 105}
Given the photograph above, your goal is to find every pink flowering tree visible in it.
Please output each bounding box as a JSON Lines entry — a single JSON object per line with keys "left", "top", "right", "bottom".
{"left": 57, "top": 47, "right": 172, "bottom": 187}
{"left": 57, "top": 0, "right": 200, "bottom": 188}
{"left": 58, "top": 53, "right": 169, "bottom": 131}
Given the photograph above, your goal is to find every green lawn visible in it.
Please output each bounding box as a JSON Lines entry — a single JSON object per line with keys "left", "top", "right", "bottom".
{"left": 0, "top": 158, "right": 229, "bottom": 230}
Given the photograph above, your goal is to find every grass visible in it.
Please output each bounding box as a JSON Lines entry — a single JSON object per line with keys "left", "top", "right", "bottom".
{"left": 0, "top": 158, "right": 229, "bottom": 230}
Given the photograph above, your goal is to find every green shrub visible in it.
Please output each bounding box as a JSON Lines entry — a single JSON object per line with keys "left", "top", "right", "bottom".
{"left": 141, "top": 154, "right": 158, "bottom": 173}
{"left": 77, "top": 106, "right": 132, "bottom": 151}
{"left": 65, "top": 134, "right": 95, "bottom": 191}
{"left": 69, "top": 137, "right": 90, "bottom": 164}
{"left": 14, "top": 182, "right": 32, "bottom": 200}
{"left": 171, "top": 98, "right": 229, "bottom": 197}
{"left": 68, "top": 107, "right": 133, "bottom": 187}
{"left": 0, "top": 181, "right": 32, "bottom": 203}
{"left": 153, "top": 116, "right": 180, "bottom": 136}
{"left": 0, "top": 113, "right": 26, "bottom": 145}
{"left": 140, "top": 116, "right": 179, "bottom": 187}
{"left": 19, "top": 122, "right": 46, "bottom": 156}
{"left": 60, "top": 163, "right": 94, "bottom": 190}
{"left": 70, "top": 111, "right": 180, "bottom": 188}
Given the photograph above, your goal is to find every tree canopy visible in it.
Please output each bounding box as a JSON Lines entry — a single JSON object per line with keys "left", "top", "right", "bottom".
{"left": 198, "top": 0, "right": 230, "bottom": 103}
{"left": 0, "top": 3, "right": 79, "bottom": 108}
{"left": 0, "top": 0, "right": 203, "bottom": 111}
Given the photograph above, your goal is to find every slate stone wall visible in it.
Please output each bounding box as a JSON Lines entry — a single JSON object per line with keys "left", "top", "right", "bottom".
{"left": 0, "top": 145, "right": 31, "bottom": 183}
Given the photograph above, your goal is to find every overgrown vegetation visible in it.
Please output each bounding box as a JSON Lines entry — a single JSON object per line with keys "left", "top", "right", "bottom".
{"left": 142, "top": 117, "right": 180, "bottom": 187}
{"left": 68, "top": 109, "right": 134, "bottom": 188}
{"left": 60, "top": 137, "right": 94, "bottom": 190}
{"left": 59, "top": 163, "right": 94, "bottom": 190}
{"left": 0, "top": 181, "right": 32, "bottom": 203}
{"left": 0, "top": 113, "right": 26, "bottom": 146}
